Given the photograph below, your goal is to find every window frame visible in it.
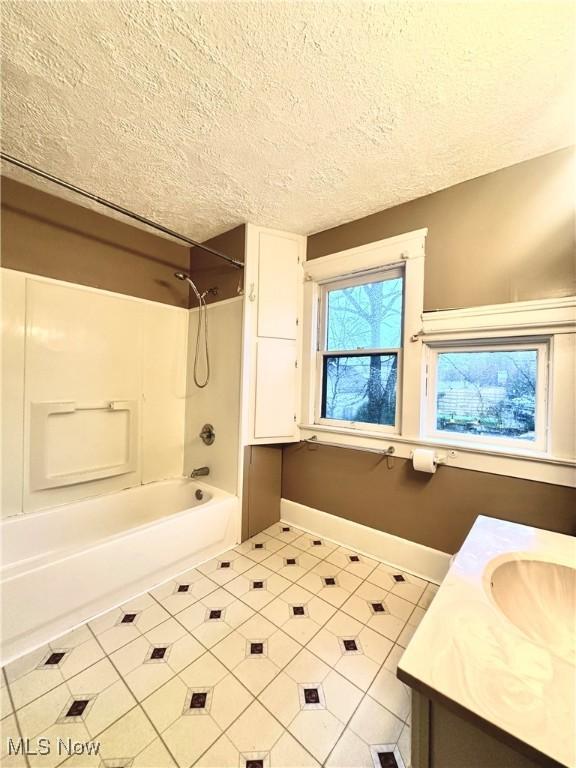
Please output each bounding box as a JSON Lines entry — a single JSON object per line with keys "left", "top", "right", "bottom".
{"left": 423, "top": 337, "right": 550, "bottom": 453}
{"left": 315, "top": 266, "right": 405, "bottom": 434}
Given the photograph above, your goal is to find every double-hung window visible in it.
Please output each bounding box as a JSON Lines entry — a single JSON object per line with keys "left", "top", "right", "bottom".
{"left": 316, "top": 267, "right": 404, "bottom": 432}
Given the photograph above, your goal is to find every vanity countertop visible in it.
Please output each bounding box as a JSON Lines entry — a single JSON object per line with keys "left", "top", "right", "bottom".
{"left": 397, "top": 515, "right": 576, "bottom": 768}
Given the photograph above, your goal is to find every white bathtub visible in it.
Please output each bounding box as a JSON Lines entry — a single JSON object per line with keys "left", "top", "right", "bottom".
{"left": 0, "top": 478, "right": 239, "bottom": 664}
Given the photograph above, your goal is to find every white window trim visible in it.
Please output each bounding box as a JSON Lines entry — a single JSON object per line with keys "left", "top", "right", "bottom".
{"left": 301, "top": 228, "right": 426, "bottom": 439}
{"left": 300, "top": 230, "right": 576, "bottom": 487}
{"left": 423, "top": 338, "right": 549, "bottom": 453}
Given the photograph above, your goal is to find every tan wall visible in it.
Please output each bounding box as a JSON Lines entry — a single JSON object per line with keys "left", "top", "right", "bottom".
{"left": 285, "top": 149, "right": 576, "bottom": 553}
{"left": 282, "top": 444, "right": 576, "bottom": 554}
{"left": 189, "top": 225, "right": 245, "bottom": 305}
{"left": 1, "top": 177, "right": 191, "bottom": 307}
{"left": 307, "top": 147, "right": 575, "bottom": 310}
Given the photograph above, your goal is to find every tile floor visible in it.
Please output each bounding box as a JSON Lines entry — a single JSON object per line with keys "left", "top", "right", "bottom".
{"left": 1, "top": 523, "right": 438, "bottom": 768}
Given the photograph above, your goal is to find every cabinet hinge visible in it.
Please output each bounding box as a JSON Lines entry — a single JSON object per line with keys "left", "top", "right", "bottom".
{"left": 296, "top": 317, "right": 299, "bottom": 326}
{"left": 294, "top": 414, "right": 297, "bottom": 422}
{"left": 295, "top": 360, "right": 298, "bottom": 368}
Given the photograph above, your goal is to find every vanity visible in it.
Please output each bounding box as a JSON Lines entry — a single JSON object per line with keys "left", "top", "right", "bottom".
{"left": 398, "top": 516, "right": 576, "bottom": 768}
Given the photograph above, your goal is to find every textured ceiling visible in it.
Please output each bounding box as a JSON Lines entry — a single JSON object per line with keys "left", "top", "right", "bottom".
{"left": 1, "top": 1, "right": 574, "bottom": 242}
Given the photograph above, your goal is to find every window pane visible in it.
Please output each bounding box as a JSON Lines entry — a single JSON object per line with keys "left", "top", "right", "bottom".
{"left": 436, "top": 350, "right": 538, "bottom": 440}
{"left": 327, "top": 277, "right": 403, "bottom": 350}
{"left": 322, "top": 354, "right": 397, "bottom": 426}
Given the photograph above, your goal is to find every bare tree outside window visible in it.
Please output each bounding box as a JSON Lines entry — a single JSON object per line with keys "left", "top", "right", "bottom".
{"left": 322, "top": 276, "right": 403, "bottom": 426}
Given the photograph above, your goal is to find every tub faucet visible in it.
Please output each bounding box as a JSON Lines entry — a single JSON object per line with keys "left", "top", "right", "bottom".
{"left": 190, "top": 466, "right": 210, "bottom": 478}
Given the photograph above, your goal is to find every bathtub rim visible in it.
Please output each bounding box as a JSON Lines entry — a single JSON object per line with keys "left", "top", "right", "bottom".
{"left": 0, "top": 478, "right": 229, "bottom": 582}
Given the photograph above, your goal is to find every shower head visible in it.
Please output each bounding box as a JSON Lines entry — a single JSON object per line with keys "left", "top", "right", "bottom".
{"left": 174, "top": 271, "right": 202, "bottom": 301}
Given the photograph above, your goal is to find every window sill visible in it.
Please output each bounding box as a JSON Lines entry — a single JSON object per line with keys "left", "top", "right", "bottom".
{"left": 298, "top": 424, "right": 576, "bottom": 487}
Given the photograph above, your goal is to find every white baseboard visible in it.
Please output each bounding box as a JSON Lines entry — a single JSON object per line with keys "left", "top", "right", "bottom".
{"left": 281, "top": 498, "right": 450, "bottom": 584}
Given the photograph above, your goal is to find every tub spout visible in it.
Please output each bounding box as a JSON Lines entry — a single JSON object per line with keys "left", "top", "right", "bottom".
{"left": 190, "top": 466, "right": 210, "bottom": 478}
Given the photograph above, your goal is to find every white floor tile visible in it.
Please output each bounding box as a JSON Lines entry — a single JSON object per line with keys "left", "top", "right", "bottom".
{"left": 0, "top": 675, "right": 12, "bottom": 720}
{"left": 226, "top": 700, "right": 283, "bottom": 752}
{"left": 150, "top": 568, "right": 218, "bottom": 615}
{"left": 89, "top": 594, "right": 171, "bottom": 654}
{"left": 212, "top": 615, "right": 300, "bottom": 694}
{"left": 260, "top": 584, "right": 336, "bottom": 645}
{"left": 418, "top": 582, "right": 439, "bottom": 610}
{"left": 260, "top": 649, "right": 363, "bottom": 764}
{"left": 366, "top": 565, "right": 427, "bottom": 605}
{"left": 347, "top": 694, "right": 404, "bottom": 748}
{"left": 5, "top": 625, "right": 105, "bottom": 711}
{"left": 307, "top": 611, "right": 393, "bottom": 691}
{"left": 262, "top": 523, "right": 305, "bottom": 544}
{"left": 297, "top": 564, "right": 362, "bottom": 608}
{"left": 326, "top": 547, "right": 379, "bottom": 580}
{"left": 176, "top": 587, "right": 255, "bottom": 647}
{"left": 224, "top": 563, "right": 292, "bottom": 610}
{"left": 368, "top": 645, "right": 411, "bottom": 722}
{"left": 141, "top": 651, "right": 252, "bottom": 768}
{"left": 325, "top": 726, "right": 375, "bottom": 767}
{"left": 60, "top": 705, "right": 177, "bottom": 767}
{"left": 341, "top": 582, "right": 414, "bottom": 642}
{"left": 397, "top": 606, "right": 426, "bottom": 649}
{"left": 109, "top": 617, "right": 205, "bottom": 701}
{"left": 16, "top": 659, "right": 135, "bottom": 767}
{"left": 290, "top": 533, "right": 338, "bottom": 559}
{"left": 260, "top": 545, "right": 321, "bottom": 582}
{"left": 3, "top": 523, "right": 419, "bottom": 768}
{"left": 196, "top": 550, "right": 255, "bottom": 585}
{"left": 234, "top": 532, "right": 286, "bottom": 563}
{"left": 1, "top": 713, "right": 27, "bottom": 767}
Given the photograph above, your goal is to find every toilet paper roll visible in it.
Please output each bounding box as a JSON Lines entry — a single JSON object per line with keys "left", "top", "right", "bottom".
{"left": 412, "top": 448, "right": 437, "bottom": 473}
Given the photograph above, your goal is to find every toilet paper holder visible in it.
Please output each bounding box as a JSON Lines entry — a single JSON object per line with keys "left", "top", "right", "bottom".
{"left": 409, "top": 448, "right": 457, "bottom": 465}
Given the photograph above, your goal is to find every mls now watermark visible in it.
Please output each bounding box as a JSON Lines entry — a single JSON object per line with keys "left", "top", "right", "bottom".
{"left": 7, "top": 737, "right": 101, "bottom": 757}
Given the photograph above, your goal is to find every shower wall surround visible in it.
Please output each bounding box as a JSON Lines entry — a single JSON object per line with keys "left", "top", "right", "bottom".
{"left": 1, "top": 269, "right": 189, "bottom": 518}
{"left": 184, "top": 296, "right": 243, "bottom": 494}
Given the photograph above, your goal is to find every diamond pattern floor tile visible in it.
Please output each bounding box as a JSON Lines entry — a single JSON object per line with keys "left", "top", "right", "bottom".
{"left": 260, "top": 583, "right": 337, "bottom": 645}
{"left": 4, "top": 625, "right": 105, "bottom": 712}
{"left": 176, "top": 587, "right": 255, "bottom": 648}
{"left": 16, "top": 658, "right": 135, "bottom": 767}
{"left": 365, "top": 564, "right": 427, "bottom": 605}
{"left": 150, "top": 567, "right": 219, "bottom": 615}
{"left": 3, "top": 522, "right": 432, "bottom": 767}
{"left": 89, "top": 594, "right": 171, "bottom": 655}
{"left": 325, "top": 547, "right": 379, "bottom": 581}
{"left": 141, "top": 651, "right": 253, "bottom": 767}
{"left": 224, "top": 563, "right": 292, "bottom": 611}
{"left": 297, "top": 562, "right": 363, "bottom": 608}
{"left": 260, "top": 545, "right": 322, "bottom": 582}
{"left": 234, "top": 532, "right": 286, "bottom": 563}
{"left": 211, "top": 614, "right": 300, "bottom": 695}
{"left": 109, "top": 617, "right": 205, "bottom": 701}
{"left": 307, "top": 611, "right": 394, "bottom": 691}
{"left": 196, "top": 550, "right": 255, "bottom": 585}
{"left": 341, "top": 581, "right": 414, "bottom": 642}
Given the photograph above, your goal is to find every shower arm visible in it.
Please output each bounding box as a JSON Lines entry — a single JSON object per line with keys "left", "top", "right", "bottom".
{"left": 0, "top": 153, "right": 244, "bottom": 269}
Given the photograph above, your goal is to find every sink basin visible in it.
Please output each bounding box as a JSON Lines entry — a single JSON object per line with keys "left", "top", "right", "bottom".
{"left": 489, "top": 558, "right": 576, "bottom": 664}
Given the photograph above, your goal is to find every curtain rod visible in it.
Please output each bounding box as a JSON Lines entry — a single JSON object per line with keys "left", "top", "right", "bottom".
{"left": 0, "top": 153, "right": 244, "bottom": 269}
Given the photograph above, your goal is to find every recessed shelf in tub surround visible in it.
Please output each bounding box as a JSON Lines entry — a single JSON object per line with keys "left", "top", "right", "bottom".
{"left": 398, "top": 516, "right": 576, "bottom": 768}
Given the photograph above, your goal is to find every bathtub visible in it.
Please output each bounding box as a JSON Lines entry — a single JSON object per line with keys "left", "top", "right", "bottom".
{"left": 0, "top": 478, "right": 239, "bottom": 664}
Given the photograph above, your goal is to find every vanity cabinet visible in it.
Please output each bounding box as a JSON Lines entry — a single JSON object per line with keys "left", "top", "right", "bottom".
{"left": 411, "top": 689, "right": 560, "bottom": 768}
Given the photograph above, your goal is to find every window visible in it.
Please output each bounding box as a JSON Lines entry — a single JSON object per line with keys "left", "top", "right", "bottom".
{"left": 424, "top": 340, "right": 549, "bottom": 451}
{"left": 317, "top": 268, "right": 404, "bottom": 431}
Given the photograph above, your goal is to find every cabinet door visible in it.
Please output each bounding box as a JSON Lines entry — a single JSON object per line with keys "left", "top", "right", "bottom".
{"left": 254, "top": 337, "right": 297, "bottom": 439}
{"left": 256, "top": 231, "right": 299, "bottom": 340}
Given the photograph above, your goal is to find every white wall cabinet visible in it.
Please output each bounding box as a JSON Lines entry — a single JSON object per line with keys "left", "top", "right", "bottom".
{"left": 242, "top": 225, "right": 304, "bottom": 445}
